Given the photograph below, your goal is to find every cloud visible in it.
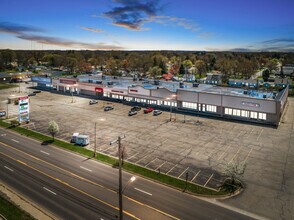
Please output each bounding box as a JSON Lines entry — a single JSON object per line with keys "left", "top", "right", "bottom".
{"left": 149, "top": 16, "right": 200, "bottom": 32}
{"left": 103, "top": 0, "right": 160, "bottom": 30}
{"left": 261, "top": 38, "right": 294, "bottom": 44}
{"left": 80, "top": 26, "right": 104, "bottom": 33}
{"left": 0, "top": 22, "right": 43, "bottom": 35}
{"left": 17, "top": 34, "right": 124, "bottom": 50}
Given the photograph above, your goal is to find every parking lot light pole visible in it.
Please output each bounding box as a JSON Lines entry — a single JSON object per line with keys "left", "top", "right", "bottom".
{"left": 93, "top": 122, "right": 97, "bottom": 157}
{"left": 166, "top": 98, "right": 172, "bottom": 121}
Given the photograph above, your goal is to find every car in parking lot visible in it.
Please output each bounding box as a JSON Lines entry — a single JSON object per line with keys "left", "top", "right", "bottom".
{"left": 153, "top": 110, "right": 162, "bottom": 116}
{"left": 128, "top": 110, "right": 137, "bottom": 116}
{"left": 144, "top": 107, "right": 154, "bottom": 114}
{"left": 104, "top": 106, "right": 114, "bottom": 111}
{"left": 131, "top": 106, "right": 141, "bottom": 111}
{"left": 89, "top": 100, "right": 98, "bottom": 105}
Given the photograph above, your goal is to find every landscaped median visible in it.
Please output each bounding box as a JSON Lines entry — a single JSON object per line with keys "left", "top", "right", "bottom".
{"left": 0, "top": 120, "right": 240, "bottom": 197}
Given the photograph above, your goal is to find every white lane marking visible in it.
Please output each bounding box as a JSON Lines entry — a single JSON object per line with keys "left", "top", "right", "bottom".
{"left": 80, "top": 166, "right": 92, "bottom": 172}
{"left": 40, "top": 150, "right": 50, "bottom": 155}
{"left": 0, "top": 134, "right": 6, "bottom": 136}
{"left": 204, "top": 174, "right": 214, "bottom": 187}
{"left": 11, "top": 139, "right": 19, "bottom": 143}
{"left": 134, "top": 187, "right": 152, "bottom": 196}
{"left": 257, "top": 129, "right": 263, "bottom": 141}
{"left": 43, "top": 187, "right": 57, "bottom": 195}
{"left": 191, "top": 170, "right": 201, "bottom": 182}
{"left": 4, "top": 166, "right": 14, "bottom": 172}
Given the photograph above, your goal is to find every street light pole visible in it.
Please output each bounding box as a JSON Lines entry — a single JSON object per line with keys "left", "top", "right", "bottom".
{"left": 93, "top": 122, "right": 97, "bottom": 157}
{"left": 170, "top": 104, "right": 172, "bottom": 121}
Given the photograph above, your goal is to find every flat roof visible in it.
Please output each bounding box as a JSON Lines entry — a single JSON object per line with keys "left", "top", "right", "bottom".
{"left": 77, "top": 75, "right": 277, "bottom": 100}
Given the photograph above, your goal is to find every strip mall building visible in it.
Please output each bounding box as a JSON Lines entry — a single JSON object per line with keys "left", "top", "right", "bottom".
{"left": 32, "top": 75, "right": 289, "bottom": 126}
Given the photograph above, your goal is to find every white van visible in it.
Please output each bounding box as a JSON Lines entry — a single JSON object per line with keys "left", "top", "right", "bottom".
{"left": 71, "top": 133, "right": 79, "bottom": 143}
{"left": 75, "top": 135, "right": 90, "bottom": 146}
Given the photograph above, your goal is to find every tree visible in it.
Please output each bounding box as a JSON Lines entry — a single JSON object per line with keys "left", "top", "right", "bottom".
{"left": 148, "top": 66, "right": 162, "bottom": 78}
{"left": 48, "top": 120, "right": 59, "bottom": 141}
{"left": 266, "top": 59, "right": 279, "bottom": 74}
{"left": 223, "top": 161, "right": 246, "bottom": 186}
{"left": 195, "top": 60, "right": 206, "bottom": 78}
{"left": 262, "top": 69, "right": 270, "bottom": 82}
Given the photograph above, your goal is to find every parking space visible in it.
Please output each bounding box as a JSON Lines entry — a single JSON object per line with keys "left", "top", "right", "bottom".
{"left": 1, "top": 87, "right": 294, "bottom": 208}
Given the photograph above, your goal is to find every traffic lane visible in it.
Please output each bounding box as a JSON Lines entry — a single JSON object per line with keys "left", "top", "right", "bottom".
{"left": 0, "top": 142, "right": 173, "bottom": 220}
{"left": 0, "top": 128, "right": 254, "bottom": 220}
{"left": 0, "top": 156, "right": 117, "bottom": 220}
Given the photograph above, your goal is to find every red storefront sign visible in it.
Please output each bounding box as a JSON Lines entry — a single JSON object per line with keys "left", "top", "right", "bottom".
{"left": 95, "top": 88, "right": 103, "bottom": 93}
{"left": 130, "top": 89, "right": 138, "bottom": 92}
{"left": 60, "top": 79, "right": 77, "bottom": 84}
{"left": 111, "top": 90, "right": 123, "bottom": 93}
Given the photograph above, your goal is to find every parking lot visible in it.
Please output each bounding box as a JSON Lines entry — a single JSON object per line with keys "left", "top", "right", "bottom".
{"left": 1, "top": 84, "right": 294, "bottom": 219}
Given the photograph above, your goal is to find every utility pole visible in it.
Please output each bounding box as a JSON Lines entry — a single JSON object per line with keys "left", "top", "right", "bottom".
{"left": 110, "top": 135, "right": 125, "bottom": 220}
{"left": 118, "top": 136, "right": 123, "bottom": 220}
{"left": 6, "top": 100, "right": 9, "bottom": 119}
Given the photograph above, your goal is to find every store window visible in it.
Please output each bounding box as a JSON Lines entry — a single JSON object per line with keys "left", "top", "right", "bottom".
{"left": 182, "top": 102, "right": 197, "bottom": 109}
{"left": 250, "top": 111, "right": 258, "bottom": 119}
{"left": 103, "top": 92, "right": 110, "bottom": 97}
{"left": 148, "top": 100, "right": 157, "bottom": 105}
{"left": 259, "top": 113, "right": 266, "bottom": 120}
{"left": 225, "top": 108, "right": 233, "bottom": 115}
{"left": 157, "top": 100, "right": 163, "bottom": 105}
{"left": 241, "top": 110, "right": 249, "bottom": 117}
{"left": 202, "top": 104, "right": 206, "bottom": 112}
{"left": 233, "top": 109, "right": 241, "bottom": 116}
{"left": 112, "top": 94, "right": 119, "bottom": 99}
{"left": 124, "top": 97, "right": 133, "bottom": 102}
{"left": 206, "top": 105, "right": 217, "bottom": 112}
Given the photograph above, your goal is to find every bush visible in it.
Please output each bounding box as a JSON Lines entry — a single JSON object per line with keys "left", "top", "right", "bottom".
{"left": 10, "top": 120, "right": 19, "bottom": 127}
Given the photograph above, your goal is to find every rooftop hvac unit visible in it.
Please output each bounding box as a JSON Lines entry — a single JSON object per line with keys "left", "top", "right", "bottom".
{"left": 263, "top": 94, "right": 267, "bottom": 99}
{"left": 243, "top": 90, "right": 248, "bottom": 95}
{"left": 193, "top": 83, "right": 199, "bottom": 87}
{"left": 154, "top": 80, "right": 160, "bottom": 85}
{"left": 179, "top": 82, "right": 184, "bottom": 88}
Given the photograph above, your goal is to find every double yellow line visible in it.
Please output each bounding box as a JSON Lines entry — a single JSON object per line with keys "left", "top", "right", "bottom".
{"left": 0, "top": 141, "right": 180, "bottom": 220}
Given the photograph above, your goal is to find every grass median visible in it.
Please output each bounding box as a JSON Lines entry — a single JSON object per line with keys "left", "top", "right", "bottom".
{"left": 0, "top": 193, "right": 36, "bottom": 220}
{"left": 0, "top": 120, "right": 230, "bottom": 196}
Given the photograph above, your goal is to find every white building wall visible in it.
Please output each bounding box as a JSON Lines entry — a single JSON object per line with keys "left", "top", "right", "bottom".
{"left": 151, "top": 88, "right": 173, "bottom": 98}
{"left": 222, "top": 95, "right": 276, "bottom": 114}
{"left": 177, "top": 90, "right": 198, "bottom": 102}
{"left": 199, "top": 93, "right": 222, "bottom": 105}
{"left": 128, "top": 86, "right": 150, "bottom": 96}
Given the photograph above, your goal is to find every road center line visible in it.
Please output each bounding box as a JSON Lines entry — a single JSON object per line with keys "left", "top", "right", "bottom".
{"left": 43, "top": 187, "right": 57, "bottom": 195}
{"left": 40, "top": 150, "right": 50, "bottom": 155}
{"left": 4, "top": 166, "right": 14, "bottom": 172}
{"left": 134, "top": 188, "right": 152, "bottom": 196}
{"left": 11, "top": 139, "right": 19, "bottom": 143}
{"left": 80, "top": 166, "right": 92, "bottom": 172}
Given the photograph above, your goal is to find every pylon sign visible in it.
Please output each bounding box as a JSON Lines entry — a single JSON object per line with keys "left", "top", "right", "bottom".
{"left": 18, "top": 96, "right": 30, "bottom": 123}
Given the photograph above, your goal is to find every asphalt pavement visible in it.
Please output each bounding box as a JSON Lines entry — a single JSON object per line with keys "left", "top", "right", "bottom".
{"left": 0, "top": 127, "right": 260, "bottom": 220}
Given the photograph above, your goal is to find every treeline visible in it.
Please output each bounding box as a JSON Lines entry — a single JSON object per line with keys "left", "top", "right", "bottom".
{"left": 0, "top": 49, "right": 293, "bottom": 81}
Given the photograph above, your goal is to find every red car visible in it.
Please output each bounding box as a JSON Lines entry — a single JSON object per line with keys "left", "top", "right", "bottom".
{"left": 144, "top": 107, "right": 154, "bottom": 114}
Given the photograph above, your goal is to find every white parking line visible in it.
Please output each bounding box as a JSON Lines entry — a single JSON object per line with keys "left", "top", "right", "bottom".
{"left": 155, "top": 161, "right": 166, "bottom": 171}
{"left": 257, "top": 129, "right": 263, "bottom": 141}
{"left": 145, "top": 158, "right": 157, "bottom": 167}
{"left": 135, "top": 154, "right": 149, "bottom": 164}
{"left": 191, "top": 170, "right": 201, "bottom": 182}
{"left": 126, "top": 152, "right": 139, "bottom": 161}
{"left": 178, "top": 167, "right": 189, "bottom": 178}
{"left": 166, "top": 164, "right": 177, "bottom": 175}
{"left": 244, "top": 147, "right": 253, "bottom": 162}
{"left": 43, "top": 187, "right": 57, "bottom": 195}
{"left": 228, "top": 145, "right": 243, "bottom": 164}
{"left": 0, "top": 133, "right": 6, "bottom": 137}
{"left": 4, "top": 166, "right": 14, "bottom": 172}
{"left": 204, "top": 174, "right": 214, "bottom": 187}
{"left": 134, "top": 187, "right": 152, "bottom": 196}
{"left": 40, "top": 150, "right": 50, "bottom": 155}
{"left": 80, "top": 166, "right": 92, "bottom": 172}
{"left": 11, "top": 139, "right": 19, "bottom": 143}
{"left": 217, "top": 145, "right": 231, "bottom": 161}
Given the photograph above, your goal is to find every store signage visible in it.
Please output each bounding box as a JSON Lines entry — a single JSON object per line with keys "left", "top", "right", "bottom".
{"left": 0, "top": 111, "right": 6, "bottom": 117}
{"left": 18, "top": 96, "right": 29, "bottom": 123}
{"left": 95, "top": 88, "right": 103, "bottom": 93}
{"left": 130, "top": 89, "right": 138, "bottom": 92}
{"left": 241, "top": 101, "right": 260, "bottom": 108}
{"left": 60, "top": 79, "right": 77, "bottom": 84}
{"left": 111, "top": 90, "right": 124, "bottom": 93}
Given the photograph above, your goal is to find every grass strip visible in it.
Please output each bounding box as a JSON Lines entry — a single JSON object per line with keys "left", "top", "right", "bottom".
{"left": 0, "top": 120, "right": 229, "bottom": 196}
{"left": 0, "top": 193, "right": 36, "bottom": 220}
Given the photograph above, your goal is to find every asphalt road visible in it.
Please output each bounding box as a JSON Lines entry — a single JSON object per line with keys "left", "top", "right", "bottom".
{"left": 0, "top": 127, "right": 258, "bottom": 220}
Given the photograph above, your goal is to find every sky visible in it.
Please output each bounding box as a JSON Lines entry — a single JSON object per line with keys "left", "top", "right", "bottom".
{"left": 0, "top": 0, "right": 293, "bottom": 51}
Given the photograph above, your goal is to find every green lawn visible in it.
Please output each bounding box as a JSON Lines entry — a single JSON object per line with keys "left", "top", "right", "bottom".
{"left": 0, "top": 83, "right": 18, "bottom": 90}
{"left": 0, "top": 194, "right": 36, "bottom": 220}
{"left": 0, "top": 120, "right": 233, "bottom": 196}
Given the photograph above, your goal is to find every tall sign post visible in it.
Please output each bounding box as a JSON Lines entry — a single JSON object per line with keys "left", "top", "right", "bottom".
{"left": 18, "top": 96, "right": 30, "bottom": 123}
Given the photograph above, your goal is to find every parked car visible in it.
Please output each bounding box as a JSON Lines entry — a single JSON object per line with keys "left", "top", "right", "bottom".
{"left": 89, "top": 100, "right": 98, "bottom": 105}
{"left": 33, "top": 90, "right": 41, "bottom": 94}
{"left": 104, "top": 106, "right": 114, "bottom": 111}
{"left": 128, "top": 111, "right": 137, "bottom": 116}
{"left": 153, "top": 110, "right": 162, "bottom": 116}
{"left": 144, "top": 107, "right": 154, "bottom": 114}
{"left": 28, "top": 93, "right": 36, "bottom": 97}
{"left": 131, "top": 106, "right": 141, "bottom": 111}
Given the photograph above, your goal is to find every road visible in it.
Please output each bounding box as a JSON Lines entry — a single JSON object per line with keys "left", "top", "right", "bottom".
{"left": 0, "top": 127, "right": 258, "bottom": 220}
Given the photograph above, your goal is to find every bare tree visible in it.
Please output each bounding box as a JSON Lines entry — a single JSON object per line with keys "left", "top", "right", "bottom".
{"left": 223, "top": 161, "right": 247, "bottom": 185}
